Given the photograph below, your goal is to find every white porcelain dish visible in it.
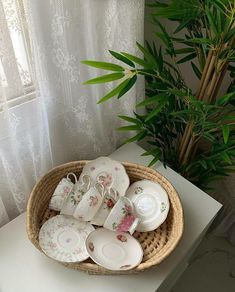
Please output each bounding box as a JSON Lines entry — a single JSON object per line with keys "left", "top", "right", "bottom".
{"left": 80, "top": 157, "right": 129, "bottom": 196}
{"left": 39, "top": 215, "right": 94, "bottom": 263}
{"left": 126, "top": 180, "right": 170, "bottom": 232}
{"left": 86, "top": 228, "right": 143, "bottom": 271}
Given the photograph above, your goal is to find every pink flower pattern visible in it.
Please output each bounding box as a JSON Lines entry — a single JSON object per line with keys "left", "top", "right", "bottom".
{"left": 97, "top": 172, "right": 113, "bottom": 187}
{"left": 63, "top": 186, "right": 71, "bottom": 197}
{"left": 89, "top": 195, "right": 99, "bottom": 207}
{"left": 116, "top": 234, "right": 127, "bottom": 242}
{"left": 104, "top": 197, "right": 115, "bottom": 210}
{"left": 116, "top": 215, "right": 135, "bottom": 233}
{"left": 88, "top": 242, "right": 94, "bottom": 252}
{"left": 47, "top": 241, "right": 57, "bottom": 249}
{"left": 112, "top": 204, "right": 136, "bottom": 233}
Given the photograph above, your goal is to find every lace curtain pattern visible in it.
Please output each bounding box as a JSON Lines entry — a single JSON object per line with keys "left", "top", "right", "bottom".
{"left": 0, "top": 0, "right": 145, "bottom": 226}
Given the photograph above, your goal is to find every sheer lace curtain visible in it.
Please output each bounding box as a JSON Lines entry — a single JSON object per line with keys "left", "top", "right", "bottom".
{"left": 0, "top": 0, "right": 145, "bottom": 226}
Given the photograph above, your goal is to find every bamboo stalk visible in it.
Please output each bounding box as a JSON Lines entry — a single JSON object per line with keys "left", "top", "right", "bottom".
{"left": 209, "top": 64, "right": 228, "bottom": 103}
{"left": 182, "top": 135, "right": 195, "bottom": 166}
{"left": 196, "top": 50, "right": 213, "bottom": 98}
{"left": 206, "top": 58, "right": 228, "bottom": 103}
{"left": 205, "top": 71, "right": 220, "bottom": 101}
{"left": 198, "top": 54, "right": 217, "bottom": 100}
{"left": 179, "top": 123, "right": 193, "bottom": 163}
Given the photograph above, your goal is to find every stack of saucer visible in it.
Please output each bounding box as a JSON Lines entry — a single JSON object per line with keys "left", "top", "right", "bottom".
{"left": 39, "top": 157, "right": 170, "bottom": 271}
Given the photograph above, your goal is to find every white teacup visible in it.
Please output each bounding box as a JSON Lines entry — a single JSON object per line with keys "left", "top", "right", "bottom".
{"left": 60, "top": 175, "right": 91, "bottom": 216}
{"left": 91, "top": 188, "right": 119, "bottom": 226}
{"left": 73, "top": 182, "right": 105, "bottom": 221}
{"left": 104, "top": 197, "right": 139, "bottom": 235}
{"left": 49, "top": 173, "right": 78, "bottom": 211}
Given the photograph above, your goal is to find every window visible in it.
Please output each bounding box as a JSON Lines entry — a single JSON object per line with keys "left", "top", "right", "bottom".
{"left": 0, "top": 0, "right": 35, "bottom": 108}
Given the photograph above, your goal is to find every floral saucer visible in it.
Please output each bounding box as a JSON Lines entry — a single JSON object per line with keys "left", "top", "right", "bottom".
{"left": 80, "top": 157, "right": 129, "bottom": 196}
{"left": 39, "top": 215, "right": 94, "bottom": 263}
{"left": 126, "top": 180, "right": 170, "bottom": 232}
{"left": 86, "top": 228, "right": 143, "bottom": 271}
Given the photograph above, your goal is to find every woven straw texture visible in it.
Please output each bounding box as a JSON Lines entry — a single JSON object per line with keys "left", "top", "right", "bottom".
{"left": 27, "top": 161, "right": 184, "bottom": 275}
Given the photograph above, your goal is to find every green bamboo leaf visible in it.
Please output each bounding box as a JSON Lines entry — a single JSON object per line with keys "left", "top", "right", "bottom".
{"left": 97, "top": 78, "right": 130, "bottom": 104}
{"left": 175, "top": 48, "right": 195, "bottom": 54}
{"left": 148, "top": 155, "right": 161, "bottom": 167}
{"left": 145, "top": 101, "right": 167, "bottom": 122}
{"left": 216, "top": 8, "right": 222, "bottom": 34}
{"left": 118, "top": 75, "right": 137, "bottom": 99}
{"left": 145, "top": 41, "right": 154, "bottom": 55}
{"left": 222, "top": 124, "right": 230, "bottom": 144}
{"left": 117, "top": 125, "right": 140, "bottom": 131}
{"left": 191, "top": 62, "right": 202, "bottom": 79}
{"left": 169, "top": 89, "right": 186, "bottom": 97}
{"left": 222, "top": 115, "right": 235, "bottom": 122}
{"left": 141, "top": 148, "right": 161, "bottom": 156}
{"left": 205, "top": 5, "right": 218, "bottom": 36}
{"left": 137, "top": 94, "right": 165, "bottom": 107}
{"left": 154, "top": 32, "right": 169, "bottom": 46}
{"left": 184, "top": 38, "right": 211, "bottom": 44}
{"left": 109, "top": 50, "right": 135, "bottom": 67}
{"left": 199, "top": 160, "right": 207, "bottom": 169}
{"left": 81, "top": 60, "right": 124, "bottom": 71}
{"left": 213, "top": 0, "right": 228, "bottom": 12}
{"left": 216, "top": 92, "right": 235, "bottom": 105}
{"left": 121, "top": 52, "right": 149, "bottom": 67}
{"left": 118, "top": 115, "right": 141, "bottom": 125}
{"left": 152, "top": 0, "right": 201, "bottom": 21}
{"left": 158, "top": 46, "right": 163, "bottom": 72}
{"left": 224, "top": 27, "right": 235, "bottom": 42}
{"left": 203, "top": 132, "right": 217, "bottom": 143}
{"left": 123, "top": 130, "right": 147, "bottom": 144}
{"left": 136, "top": 42, "right": 158, "bottom": 67}
{"left": 218, "top": 47, "right": 230, "bottom": 59}
{"left": 84, "top": 72, "right": 124, "bottom": 84}
{"left": 221, "top": 152, "right": 232, "bottom": 164}
{"left": 207, "top": 160, "right": 216, "bottom": 171}
{"left": 177, "top": 52, "right": 197, "bottom": 64}
{"left": 174, "top": 19, "right": 191, "bottom": 34}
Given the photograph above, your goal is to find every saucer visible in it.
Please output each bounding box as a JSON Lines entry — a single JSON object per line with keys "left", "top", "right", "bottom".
{"left": 80, "top": 157, "right": 129, "bottom": 196}
{"left": 39, "top": 215, "right": 94, "bottom": 263}
{"left": 86, "top": 228, "right": 143, "bottom": 271}
{"left": 126, "top": 180, "right": 170, "bottom": 232}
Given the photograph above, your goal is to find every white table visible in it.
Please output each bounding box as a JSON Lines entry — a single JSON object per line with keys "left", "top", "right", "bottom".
{"left": 0, "top": 143, "right": 222, "bottom": 292}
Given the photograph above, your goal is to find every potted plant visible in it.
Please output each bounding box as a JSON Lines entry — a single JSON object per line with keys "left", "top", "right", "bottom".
{"left": 82, "top": 0, "right": 235, "bottom": 190}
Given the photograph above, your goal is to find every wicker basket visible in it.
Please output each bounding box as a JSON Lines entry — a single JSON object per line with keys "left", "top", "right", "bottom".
{"left": 26, "top": 161, "right": 183, "bottom": 275}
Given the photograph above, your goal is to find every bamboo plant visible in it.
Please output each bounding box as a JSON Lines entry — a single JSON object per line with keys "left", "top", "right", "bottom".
{"left": 82, "top": 0, "right": 235, "bottom": 190}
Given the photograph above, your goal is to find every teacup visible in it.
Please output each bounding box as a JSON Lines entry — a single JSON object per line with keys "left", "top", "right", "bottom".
{"left": 49, "top": 172, "right": 78, "bottom": 211}
{"left": 91, "top": 188, "right": 119, "bottom": 226}
{"left": 73, "top": 182, "right": 105, "bottom": 221}
{"left": 60, "top": 175, "right": 91, "bottom": 216}
{"left": 103, "top": 197, "right": 139, "bottom": 235}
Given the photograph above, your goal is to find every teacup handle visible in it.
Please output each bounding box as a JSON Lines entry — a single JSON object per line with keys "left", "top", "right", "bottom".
{"left": 109, "top": 188, "right": 119, "bottom": 201}
{"left": 94, "top": 182, "right": 105, "bottom": 196}
{"left": 67, "top": 172, "right": 78, "bottom": 184}
{"left": 81, "top": 174, "right": 91, "bottom": 190}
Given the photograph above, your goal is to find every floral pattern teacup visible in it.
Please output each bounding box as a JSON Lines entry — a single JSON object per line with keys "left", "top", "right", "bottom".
{"left": 60, "top": 175, "right": 91, "bottom": 216}
{"left": 91, "top": 188, "right": 119, "bottom": 226}
{"left": 104, "top": 197, "right": 139, "bottom": 235}
{"left": 49, "top": 173, "right": 78, "bottom": 211}
{"left": 73, "top": 182, "right": 105, "bottom": 221}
